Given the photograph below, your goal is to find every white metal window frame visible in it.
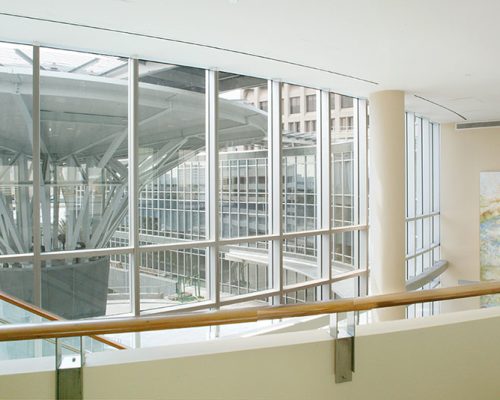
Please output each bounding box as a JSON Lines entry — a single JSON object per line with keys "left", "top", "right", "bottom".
{"left": 0, "top": 42, "right": 369, "bottom": 316}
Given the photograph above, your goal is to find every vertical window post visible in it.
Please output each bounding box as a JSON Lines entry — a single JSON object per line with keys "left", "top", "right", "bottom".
{"left": 32, "top": 45, "right": 41, "bottom": 307}
{"left": 357, "top": 99, "right": 369, "bottom": 295}
{"left": 268, "top": 80, "right": 283, "bottom": 305}
{"left": 128, "top": 58, "right": 140, "bottom": 316}
{"left": 206, "top": 70, "right": 220, "bottom": 307}
{"left": 317, "top": 90, "right": 331, "bottom": 300}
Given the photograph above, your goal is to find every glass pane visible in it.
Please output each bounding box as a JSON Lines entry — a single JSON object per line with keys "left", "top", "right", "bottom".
{"left": 219, "top": 241, "right": 269, "bottom": 298}
{"left": 0, "top": 259, "right": 36, "bottom": 304}
{"left": 0, "top": 42, "right": 35, "bottom": 308}
{"left": 0, "top": 338, "right": 53, "bottom": 361}
{"left": 0, "top": 296, "right": 49, "bottom": 325}
{"left": 331, "top": 93, "right": 355, "bottom": 227}
{"left": 108, "top": 252, "right": 131, "bottom": 316}
{"left": 0, "top": 43, "right": 34, "bottom": 256}
{"left": 0, "top": 297, "right": 51, "bottom": 360}
{"left": 407, "top": 257, "right": 415, "bottom": 280}
{"left": 282, "top": 84, "right": 317, "bottom": 233}
{"left": 423, "top": 216, "right": 431, "bottom": 248}
{"left": 422, "top": 120, "right": 431, "bottom": 215}
{"left": 332, "top": 231, "right": 355, "bottom": 273}
{"left": 432, "top": 123, "right": 440, "bottom": 212}
{"left": 283, "top": 235, "right": 318, "bottom": 285}
{"left": 416, "top": 255, "right": 423, "bottom": 276}
{"left": 37, "top": 255, "right": 118, "bottom": 319}
{"left": 415, "top": 117, "right": 423, "bottom": 216}
{"left": 284, "top": 288, "right": 317, "bottom": 304}
{"left": 40, "top": 48, "right": 129, "bottom": 252}
{"left": 406, "top": 113, "right": 416, "bottom": 219}
{"left": 332, "top": 276, "right": 359, "bottom": 299}
{"left": 0, "top": 294, "right": 115, "bottom": 358}
{"left": 331, "top": 93, "right": 355, "bottom": 142}
{"left": 218, "top": 73, "right": 268, "bottom": 239}
{"left": 139, "top": 62, "right": 206, "bottom": 243}
{"left": 433, "top": 215, "right": 440, "bottom": 244}
{"left": 139, "top": 247, "right": 207, "bottom": 312}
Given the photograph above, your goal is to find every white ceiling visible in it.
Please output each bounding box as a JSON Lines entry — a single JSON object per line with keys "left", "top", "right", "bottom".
{"left": 1, "top": 0, "right": 500, "bottom": 123}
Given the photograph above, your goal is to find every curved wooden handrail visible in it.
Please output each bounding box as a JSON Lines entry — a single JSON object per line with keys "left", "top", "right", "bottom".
{"left": 0, "top": 290, "right": 126, "bottom": 350}
{"left": 0, "top": 281, "right": 499, "bottom": 342}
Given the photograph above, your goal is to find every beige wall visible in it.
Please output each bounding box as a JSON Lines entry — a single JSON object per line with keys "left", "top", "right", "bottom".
{"left": 0, "top": 370, "right": 54, "bottom": 399}
{"left": 440, "top": 124, "right": 500, "bottom": 311}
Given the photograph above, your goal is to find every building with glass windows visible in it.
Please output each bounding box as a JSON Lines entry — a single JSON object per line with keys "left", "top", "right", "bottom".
{"left": 0, "top": 2, "right": 499, "bottom": 399}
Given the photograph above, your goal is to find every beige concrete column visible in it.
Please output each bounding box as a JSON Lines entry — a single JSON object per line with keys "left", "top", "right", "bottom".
{"left": 369, "top": 90, "right": 406, "bottom": 321}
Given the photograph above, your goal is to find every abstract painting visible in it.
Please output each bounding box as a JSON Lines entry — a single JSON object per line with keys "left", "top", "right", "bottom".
{"left": 480, "top": 171, "right": 500, "bottom": 307}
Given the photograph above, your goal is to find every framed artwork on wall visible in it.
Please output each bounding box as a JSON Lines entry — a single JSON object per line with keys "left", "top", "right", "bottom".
{"left": 480, "top": 171, "right": 500, "bottom": 307}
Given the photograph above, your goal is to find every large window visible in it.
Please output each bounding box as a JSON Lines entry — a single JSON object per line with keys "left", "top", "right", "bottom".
{"left": 0, "top": 43, "right": 33, "bottom": 256}
{"left": 0, "top": 43, "right": 35, "bottom": 307}
{"left": 405, "top": 113, "right": 441, "bottom": 318}
{"left": 0, "top": 41, "right": 368, "bottom": 320}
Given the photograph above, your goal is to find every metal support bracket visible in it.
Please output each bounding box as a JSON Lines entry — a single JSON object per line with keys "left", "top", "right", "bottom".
{"left": 335, "top": 336, "right": 354, "bottom": 383}
{"left": 56, "top": 337, "right": 84, "bottom": 400}
{"left": 331, "top": 311, "right": 356, "bottom": 383}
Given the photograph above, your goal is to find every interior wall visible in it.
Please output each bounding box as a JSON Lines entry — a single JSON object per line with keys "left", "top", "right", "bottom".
{"left": 440, "top": 123, "right": 500, "bottom": 312}
{"left": 84, "top": 311, "right": 500, "bottom": 400}
{"left": 0, "top": 370, "right": 54, "bottom": 399}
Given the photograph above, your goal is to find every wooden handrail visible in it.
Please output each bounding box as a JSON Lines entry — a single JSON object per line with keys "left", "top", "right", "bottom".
{"left": 0, "top": 290, "right": 126, "bottom": 350}
{"left": 0, "top": 281, "right": 499, "bottom": 342}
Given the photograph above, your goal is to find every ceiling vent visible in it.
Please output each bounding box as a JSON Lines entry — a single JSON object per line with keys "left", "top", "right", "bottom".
{"left": 456, "top": 120, "right": 500, "bottom": 130}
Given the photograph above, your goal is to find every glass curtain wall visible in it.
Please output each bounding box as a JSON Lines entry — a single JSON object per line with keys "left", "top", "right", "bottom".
{"left": 0, "top": 40, "right": 368, "bottom": 320}
{"left": 406, "top": 113, "right": 441, "bottom": 318}
{"left": 0, "top": 43, "right": 34, "bottom": 304}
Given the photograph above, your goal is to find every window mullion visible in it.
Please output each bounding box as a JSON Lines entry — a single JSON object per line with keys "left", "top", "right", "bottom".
{"left": 268, "top": 80, "right": 283, "bottom": 305}
{"left": 128, "top": 58, "right": 140, "bottom": 316}
{"left": 206, "top": 70, "right": 220, "bottom": 307}
{"left": 317, "top": 90, "right": 331, "bottom": 300}
{"left": 32, "top": 45, "right": 42, "bottom": 307}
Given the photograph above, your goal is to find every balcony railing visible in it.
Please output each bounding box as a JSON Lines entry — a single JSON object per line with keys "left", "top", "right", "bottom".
{"left": 0, "top": 281, "right": 498, "bottom": 342}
